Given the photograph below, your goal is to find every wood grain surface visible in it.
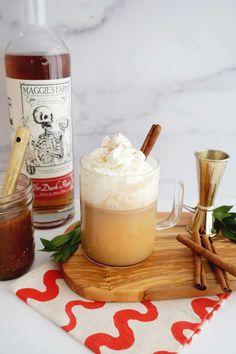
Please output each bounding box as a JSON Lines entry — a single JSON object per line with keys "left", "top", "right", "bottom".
{"left": 2, "top": 127, "right": 30, "bottom": 196}
{"left": 61, "top": 213, "right": 236, "bottom": 302}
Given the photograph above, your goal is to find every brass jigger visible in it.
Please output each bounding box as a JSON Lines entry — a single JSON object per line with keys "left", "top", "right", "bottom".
{"left": 187, "top": 149, "right": 230, "bottom": 237}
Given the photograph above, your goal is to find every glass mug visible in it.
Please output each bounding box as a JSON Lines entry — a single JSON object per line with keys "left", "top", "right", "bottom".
{"left": 80, "top": 157, "right": 184, "bottom": 267}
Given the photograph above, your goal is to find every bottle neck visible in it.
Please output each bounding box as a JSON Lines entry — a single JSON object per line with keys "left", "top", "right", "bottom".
{"left": 23, "top": 0, "right": 48, "bottom": 27}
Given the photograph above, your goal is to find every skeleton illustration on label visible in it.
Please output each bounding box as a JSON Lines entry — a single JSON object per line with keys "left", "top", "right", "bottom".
{"left": 31, "top": 105, "right": 68, "bottom": 166}
{"left": 16, "top": 80, "right": 73, "bottom": 177}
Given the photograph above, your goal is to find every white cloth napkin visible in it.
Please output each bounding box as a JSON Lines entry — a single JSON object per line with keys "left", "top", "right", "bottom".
{"left": 10, "top": 261, "right": 229, "bottom": 354}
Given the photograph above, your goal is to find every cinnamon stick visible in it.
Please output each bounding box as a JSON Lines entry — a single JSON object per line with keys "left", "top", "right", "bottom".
{"left": 140, "top": 124, "right": 156, "bottom": 153}
{"left": 193, "top": 231, "right": 207, "bottom": 290}
{"left": 201, "top": 234, "right": 231, "bottom": 293}
{"left": 140, "top": 124, "right": 162, "bottom": 158}
{"left": 176, "top": 234, "right": 236, "bottom": 277}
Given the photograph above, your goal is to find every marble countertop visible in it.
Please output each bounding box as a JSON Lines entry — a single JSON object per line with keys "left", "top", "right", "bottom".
{"left": 0, "top": 0, "right": 236, "bottom": 200}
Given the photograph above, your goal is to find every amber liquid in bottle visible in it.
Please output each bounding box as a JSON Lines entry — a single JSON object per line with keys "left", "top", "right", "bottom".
{"left": 5, "top": 53, "right": 74, "bottom": 228}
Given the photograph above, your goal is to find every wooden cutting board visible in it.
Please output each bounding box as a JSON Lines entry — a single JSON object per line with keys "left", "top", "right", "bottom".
{"left": 61, "top": 213, "right": 236, "bottom": 302}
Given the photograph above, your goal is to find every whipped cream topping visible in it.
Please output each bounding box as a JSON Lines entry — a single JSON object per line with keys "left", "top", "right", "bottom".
{"left": 81, "top": 133, "right": 153, "bottom": 176}
{"left": 80, "top": 133, "right": 159, "bottom": 210}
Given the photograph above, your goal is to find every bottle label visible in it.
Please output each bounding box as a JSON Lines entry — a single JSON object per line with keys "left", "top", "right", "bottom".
{"left": 6, "top": 77, "right": 73, "bottom": 198}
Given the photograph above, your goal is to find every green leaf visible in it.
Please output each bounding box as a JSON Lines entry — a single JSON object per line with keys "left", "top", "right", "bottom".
{"left": 52, "top": 251, "right": 64, "bottom": 263}
{"left": 224, "top": 214, "right": 236, "bottom": 222}
{"left": 50, "top": 234, "right": 71, "bottom": 248}
{"left": 39, "top": 222, "right": 82, "bottom": 263}
{"left": 223, "top": 229, "right": 236, "bottom": 242}
{"left": 214, "top": 205, "right": 236, "bottom": 243}
{"left": 213, "top": 205, "right": 233, "bottom": 221}
{"left": 70, "top": 244, "right": 79, "bottom": 254}
{"left": 70, "top": 226, "right": 80, "bottom": 235}
{"left": 70, "top": 229, "right": 81, "bottom": 246}
{"left": 60, "top": 244, "right": 72, "bottom": 262}
{"left": 40, "top": 248, "right": 55, "bottom": 253}
{"left": 214, "top": 205, "right": 233, "bottom": 214}
{"left": 224, "top": 222, "right": 236, "bottom": 231}
{"left": 40, "top": 238, "right": 56, "bottom": 251}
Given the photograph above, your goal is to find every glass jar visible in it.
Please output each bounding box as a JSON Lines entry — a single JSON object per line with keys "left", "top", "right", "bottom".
{"left": 0, "top": 173, "right": 35, "bottom": 280}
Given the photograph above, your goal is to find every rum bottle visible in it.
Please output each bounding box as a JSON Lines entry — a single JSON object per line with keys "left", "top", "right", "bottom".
{"left": 5, "top": 0, "right": 74, "bottom": 228}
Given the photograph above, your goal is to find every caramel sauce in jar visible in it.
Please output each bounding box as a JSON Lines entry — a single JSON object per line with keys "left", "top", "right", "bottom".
{"left": 0, "top": 173, "right": 34, "bottom": 280}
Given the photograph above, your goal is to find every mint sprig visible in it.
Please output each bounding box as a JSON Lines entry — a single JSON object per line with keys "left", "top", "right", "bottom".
{"left": 40, "top": 223, "right": 81, "bottom": 262}
{"left": 214, "top": 205, "right": 236, "bottom": 242}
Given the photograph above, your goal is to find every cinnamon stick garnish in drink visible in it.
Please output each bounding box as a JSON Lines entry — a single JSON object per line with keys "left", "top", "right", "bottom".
{"left": 201, "top": 234, "right": 231, "bottom": 293}
{"left": 176, "top": 234, "right": 236, "bottom": 278}
{"left": 193, "top": 231, "right": 207, "bottom": 290}
{"left": 140, "top": 124, "right": 162, "bottom": 158}
{"left": 140, "top": 124, "right": 156, "bottom": 153}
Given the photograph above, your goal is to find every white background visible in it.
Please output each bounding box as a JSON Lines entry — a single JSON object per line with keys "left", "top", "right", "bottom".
{"left": 0, "top": 1, "right": 236, "bottom": 354}
{"left": 0, "top": 0, "right": 236, "bottom": 201}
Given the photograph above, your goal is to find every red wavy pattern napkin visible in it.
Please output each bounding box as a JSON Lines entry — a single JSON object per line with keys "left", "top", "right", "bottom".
{"left": 10, "top": 261, "right": 229, "bottom": 354}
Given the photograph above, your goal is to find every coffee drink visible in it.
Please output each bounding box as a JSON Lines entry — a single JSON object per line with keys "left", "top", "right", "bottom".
{"left": 80, "top": 133, "right": 159, "bottom": 266}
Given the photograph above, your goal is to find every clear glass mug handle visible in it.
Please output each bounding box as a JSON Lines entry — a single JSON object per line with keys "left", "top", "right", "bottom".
{"left": 156, "top": 178, "right": 184, "bottom": 230}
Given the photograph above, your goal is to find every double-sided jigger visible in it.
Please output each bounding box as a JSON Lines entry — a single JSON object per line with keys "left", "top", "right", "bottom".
{"left": 187, "top": 149, "right": 230, "bottom": 237}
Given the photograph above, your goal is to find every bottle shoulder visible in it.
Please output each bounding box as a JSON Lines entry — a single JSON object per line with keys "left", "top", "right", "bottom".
{"left": 6, "top": 26, "right": 69, "bottom": 56}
